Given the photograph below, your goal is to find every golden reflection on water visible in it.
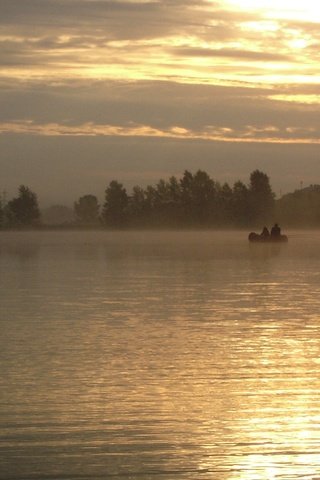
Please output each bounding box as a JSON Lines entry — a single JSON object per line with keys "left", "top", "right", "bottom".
{"left": 196, "top": 312, "right": 320, "bottom": 479}
{"left": 2, "top": 231, "right": 320, "bottom": 479}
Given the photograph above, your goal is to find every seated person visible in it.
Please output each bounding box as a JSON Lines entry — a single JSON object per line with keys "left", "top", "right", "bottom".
{"left": 261, "top": 226, "right": 270, "bottom": 237}
{"left": 271, "top": 223, "right": 281, "bottom": 237}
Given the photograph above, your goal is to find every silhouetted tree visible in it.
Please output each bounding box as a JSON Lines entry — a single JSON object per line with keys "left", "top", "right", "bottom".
{"left": 180, "top": 170, "right": 194, "bottom": 219}
{"left": 249, "top": 170, "right": 274, "bottom": 225}
{"left": 103, "top": 180, "right": 128, "bottom": 227}
{"left": 180, "top": 170, "right": 216, "bottom": 225}
{"left": 167, "top": 175, "right": 183, "bottom": 224}
{"left": 0, "top": 169, "right": 284, "bottom": 229}
{"left": 231, "top": 181, "right": 250, "bottom": 226}
{"left": 216, "top": 182, "right": 233, "bottom": 225}
{"left": 0, "top": 197, "right": 3, "bottom": 228}
{"left": 168, "top": 176, "right": 181, "bottom": 203}
{"left": 6, "top": 185, "right": 40, "bottom": 226}
{"left": 128, "top": 176, "right": 183, "bottom": 227}
{"left": 276, "top": 185, "right": 320, "bottom": 227}
{"left": 128, "top": 186, "right": 148, "bottom": 226}
{"left": 74, "top": 194, "right": 100, "bottom": 224}
{"left": 143, "top": 185, "right": 158, "bottom": 225}
{"left": 154, "top": 179, "right": 177, "bottom": 225}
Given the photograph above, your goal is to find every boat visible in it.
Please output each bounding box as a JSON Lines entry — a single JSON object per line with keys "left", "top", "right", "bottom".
{"left": 248, "top": 232, "right": 288, "bottom": 243}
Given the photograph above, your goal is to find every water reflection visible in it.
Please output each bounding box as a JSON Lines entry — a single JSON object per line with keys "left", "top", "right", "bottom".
{"left": 249, "top": 241, "right": 285, "bottom": 260}
{"left": 215, "top": 320, "right": 320, "bottom": 479}
{"left": 0, "top": 232, "right": 40, "bottom": 260}
{"left": 1, "top": 230, "right": 320, "bottom": 479}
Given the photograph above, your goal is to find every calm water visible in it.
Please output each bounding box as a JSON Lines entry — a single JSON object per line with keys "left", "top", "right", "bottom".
{"left": 1, "top": 230, "right": 320, "bottom": 480}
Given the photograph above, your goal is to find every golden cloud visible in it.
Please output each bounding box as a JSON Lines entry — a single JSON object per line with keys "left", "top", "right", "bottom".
{"left": 1, "top": 120, "right": 319, "bottom": 144}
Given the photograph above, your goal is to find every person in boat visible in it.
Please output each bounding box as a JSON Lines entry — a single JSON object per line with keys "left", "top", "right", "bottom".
{"left": 261, "top": 226, "right": 270, "bottom": 238}
{"left": 270, "top": 223, "right": 281, "bottom": 238}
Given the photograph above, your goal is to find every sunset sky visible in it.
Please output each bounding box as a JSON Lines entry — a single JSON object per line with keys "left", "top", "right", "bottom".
{"left": 1, "top": 0, "right": 319, "bottom": 205}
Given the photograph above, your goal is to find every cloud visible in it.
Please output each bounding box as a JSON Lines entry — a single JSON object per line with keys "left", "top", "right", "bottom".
{"left": 0, "top": 76, "right": 319, "bottom": 155}
{"left": 0, "top": 0, "right": 221, "bottom": 40}
{"left": 1, "top": 119, "right": 319, "bottom": 145}
{"left": 1, "top": 0, "right": 319, "bottom": 90}
{"left": 269, "top": 94, "right": 320, "bottom": 105}
{"left": 1, "top": 0, "right": 319, "bottom": 204}
{"left": 169, "top": 46, "right": 291, "bottom": 62}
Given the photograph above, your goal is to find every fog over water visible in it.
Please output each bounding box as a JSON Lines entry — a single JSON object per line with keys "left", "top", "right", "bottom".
{"left": 1, "top": 230, "right": 320, "bottom": 479}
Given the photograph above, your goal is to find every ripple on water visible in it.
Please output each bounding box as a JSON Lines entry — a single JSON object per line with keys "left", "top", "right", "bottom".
{"left": 1, "top": 230, "right": 320, "bottom": 479}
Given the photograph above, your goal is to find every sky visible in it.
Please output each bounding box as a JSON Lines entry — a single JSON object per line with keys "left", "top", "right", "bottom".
{"left": 1, "top": 0, "right": 319, "bottom": 206}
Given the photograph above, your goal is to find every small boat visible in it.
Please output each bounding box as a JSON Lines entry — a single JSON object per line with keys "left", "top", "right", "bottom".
{"left": 248, "top": 232, "right": 288, "bottom": 243}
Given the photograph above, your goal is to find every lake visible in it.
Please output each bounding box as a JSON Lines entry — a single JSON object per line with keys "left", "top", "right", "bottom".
{"left": 1, "top": 230, "right": 320, "bottom": 479}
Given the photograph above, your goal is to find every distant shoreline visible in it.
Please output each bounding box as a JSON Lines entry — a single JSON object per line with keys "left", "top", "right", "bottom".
{"left": 0, "top": 225, "right": 316, "bottom": 232}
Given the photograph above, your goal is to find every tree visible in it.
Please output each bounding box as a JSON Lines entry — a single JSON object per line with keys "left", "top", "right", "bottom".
{"left": 152, "top": 178, "right": 182, "bottom": 226}
{"left": 216, "top": 182, "right": 233, "bottom": 225}
{"left": 180, "top": 170, "right": 216, "bottom": 225}
{"left": 167, "top": 176, "right": 183, "bottom": 224}
{"left": 231, "top": 181, "right": 250, "bottom": 226}
{"left": 0, "top": 196, "right": 3, "bottom": 228}
{"left": 6, "top": 185, "right": 41, "bottom": 226}
{"left": 168, "top": 176, "right": 181, "bottom": 204}
{"left": 144, "top": 185, "right": 158, "bottom": 224}
{"left": 74, "top": 194, "right": 100, "bottom": 224}
{"left": 128, "top": 186, "right": 147, "bottom": 226}
{"left": 180, "top": 170, "right": 194, "bottom": 217}
{"left": 276, "top": 185, "right": 320, "bottom": 227}
{"left": 102, "top": 180, "right": 128, "bottom": 227}
{"left": 249, "top": 170, "right": 275, "bottom": 225}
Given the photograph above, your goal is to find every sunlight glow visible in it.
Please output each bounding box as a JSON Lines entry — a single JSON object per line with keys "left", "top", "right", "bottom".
{"left": 288, "top": 38, "right": 309, "bottom": 50}
{"left": 1, "top": 0, "right": 319, "bottom": 143}
{"left": 196, "top": 316, "right": 320, "bottom": 480}
{"left": 226, "top": 0, "right": 320, "bottom": 21}
{"left": 241, "top": 21, "right": 280, "bottom": 33}
{"left": 269, "top": 94, "right": 320, "bottom": 105}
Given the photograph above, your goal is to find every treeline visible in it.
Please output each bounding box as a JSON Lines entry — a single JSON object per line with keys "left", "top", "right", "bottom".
{"left": 99, "top": 169, "right": 274, "bottom": 228}
{"left": 1, "top": 170, "right": 320, "bottom": 229}
{"left": 0, "top": 185, "right": 41, "bottom": 228}
{"left": 277, "top": 185, "right": 320, "bottom": 227}
{"left": 0, "top": 170, "right": 276, "bottom": 229}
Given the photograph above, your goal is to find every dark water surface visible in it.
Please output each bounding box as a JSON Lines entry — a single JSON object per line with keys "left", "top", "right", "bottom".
{"left": 1, "top": 230, "right": 320, "bottom": 479}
